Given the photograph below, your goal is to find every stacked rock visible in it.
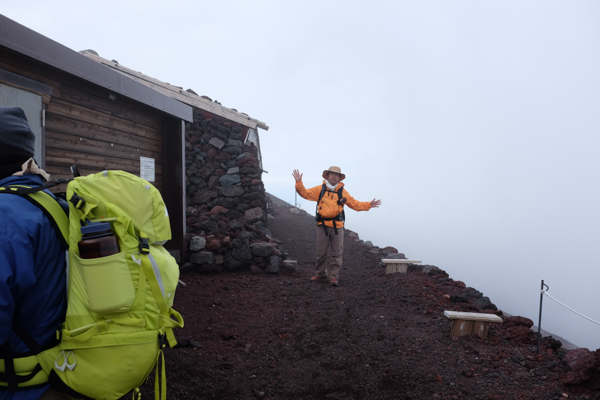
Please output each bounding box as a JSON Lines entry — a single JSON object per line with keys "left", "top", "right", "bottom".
{"left": 184, "top": 110, "right": 283, "bottom": 272}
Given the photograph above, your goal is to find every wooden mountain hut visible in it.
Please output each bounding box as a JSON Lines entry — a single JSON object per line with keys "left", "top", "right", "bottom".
{"left": 0, "top": 14, "right": 193, "bottom": 259}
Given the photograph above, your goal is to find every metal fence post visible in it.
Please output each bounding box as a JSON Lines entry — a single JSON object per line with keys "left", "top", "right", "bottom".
{"left": 537, "top": 280, "right": 549, "bottom": 354}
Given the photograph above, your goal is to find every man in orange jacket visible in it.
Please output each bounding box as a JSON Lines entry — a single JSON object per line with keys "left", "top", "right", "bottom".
{"left": 292, "top": 166, "right": 381, "bottom": 286}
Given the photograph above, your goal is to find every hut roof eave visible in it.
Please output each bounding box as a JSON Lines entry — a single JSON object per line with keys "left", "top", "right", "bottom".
{"left": 0, "top": 14, "right": 193, "bottom": 122}
{"left": 81, "top": 51, "right": 269, "bottom": 131}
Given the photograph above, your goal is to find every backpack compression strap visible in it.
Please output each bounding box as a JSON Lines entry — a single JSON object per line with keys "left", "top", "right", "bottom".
{"left": 138, "top": 233, "right": 184, "bottom": 345}
{"left": 138, "top": 232, "right": 184, "bottom": 400}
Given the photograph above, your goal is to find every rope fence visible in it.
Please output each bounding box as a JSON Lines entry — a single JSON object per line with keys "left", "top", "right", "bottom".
{"left": 536, "top": 280, "right": 599, "bottom": 354}
{"left": 540, "top": 289, "right": 600, "bottom": 326}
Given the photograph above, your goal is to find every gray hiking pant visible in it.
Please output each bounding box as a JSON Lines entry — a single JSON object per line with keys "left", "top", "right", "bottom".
{"left": 315, "top": 226, "right": 344, "bottom": 280}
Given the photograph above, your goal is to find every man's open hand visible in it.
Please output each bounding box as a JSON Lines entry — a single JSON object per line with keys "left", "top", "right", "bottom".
{"left": 370, "top": 199, "right": 382, "bottom": 208}
{"left": 292, "top": 169, "right": 303, "bottom": 182}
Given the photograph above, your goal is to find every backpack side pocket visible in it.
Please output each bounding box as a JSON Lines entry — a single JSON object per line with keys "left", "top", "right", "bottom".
{"left": 73, "top": 251, "right": 135, "bottom": 314}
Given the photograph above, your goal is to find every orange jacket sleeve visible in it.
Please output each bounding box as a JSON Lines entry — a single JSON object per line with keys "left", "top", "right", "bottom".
{"left": 342, "top": 188, "right": 372, "bottom": 212}
{"left": 295, "top": 181, "right": 322, "bottom": 202}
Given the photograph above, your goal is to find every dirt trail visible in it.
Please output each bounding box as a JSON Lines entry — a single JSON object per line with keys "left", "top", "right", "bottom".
{"left": 142, "top": 195, "right": 597, "bottom": 400}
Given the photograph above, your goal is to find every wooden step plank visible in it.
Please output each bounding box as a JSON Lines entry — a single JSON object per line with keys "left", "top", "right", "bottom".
{"left": 382, "top": 259, "right": 422, "bottom": 264}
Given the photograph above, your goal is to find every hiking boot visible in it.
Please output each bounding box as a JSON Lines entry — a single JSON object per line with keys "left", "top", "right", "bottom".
{"left": 310, "top": 275, "right": 325, "bottom": 282}
{"left": 330, "top": 279, "right": 339, "bottom": 286}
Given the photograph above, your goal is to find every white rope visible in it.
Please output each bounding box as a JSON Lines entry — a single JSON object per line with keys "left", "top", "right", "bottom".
{"left": 541, "top": 289, "right": 600, "bottom": 326}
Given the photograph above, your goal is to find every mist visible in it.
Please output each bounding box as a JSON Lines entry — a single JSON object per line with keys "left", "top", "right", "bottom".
{"left": 3, "top": 1, "right": 600, "bottom": 349}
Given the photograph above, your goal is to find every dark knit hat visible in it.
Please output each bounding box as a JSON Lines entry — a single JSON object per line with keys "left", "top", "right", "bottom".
{"left": 0, "top": 107, "right": 35, "bottom": 157}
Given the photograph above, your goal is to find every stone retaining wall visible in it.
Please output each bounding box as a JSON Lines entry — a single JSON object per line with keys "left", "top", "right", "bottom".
{"left": 183, "top": 110, "right": 286, "bottom": 272}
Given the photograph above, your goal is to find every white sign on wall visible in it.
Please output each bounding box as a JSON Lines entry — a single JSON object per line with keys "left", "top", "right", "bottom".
{"left": 140, "top": 156, "right": 155, "bottom": 182}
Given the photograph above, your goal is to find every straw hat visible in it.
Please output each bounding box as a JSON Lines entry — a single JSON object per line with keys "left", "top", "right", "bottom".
{"left": 322, "top": 166, "right": 345, "bottom": 181}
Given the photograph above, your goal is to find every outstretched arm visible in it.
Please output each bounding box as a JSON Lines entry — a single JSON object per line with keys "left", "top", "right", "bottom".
{"left": 370, "top": 199, "right": 381, "bottom": 208}
{"left": 293, "top": 169, "right": 321, "bottom": 201}
{"left": 343, "top": 191, "right": 380, "bottom": 212}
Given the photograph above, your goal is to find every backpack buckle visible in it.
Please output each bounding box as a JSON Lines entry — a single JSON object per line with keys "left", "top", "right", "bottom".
{"left": 56, "top": 323, "right": 64, "bottom": 341}
{"left": 158, "top": 333, "right": 167, "bottom": 349}
{"left": 69, "top": 193, "right": 86, "bottom": 209}
{"left": 139, "top": 236, "right": 150, "bottom": 254}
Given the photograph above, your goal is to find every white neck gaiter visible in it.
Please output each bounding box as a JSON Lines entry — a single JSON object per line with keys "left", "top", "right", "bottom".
{"left": 325, "top": 181, "right": 338, "bottom": 191}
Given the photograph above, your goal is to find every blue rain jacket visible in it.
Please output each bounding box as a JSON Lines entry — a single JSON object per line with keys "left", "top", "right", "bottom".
{"left": 0, "top": 174, "right": 67, "bottom": 400}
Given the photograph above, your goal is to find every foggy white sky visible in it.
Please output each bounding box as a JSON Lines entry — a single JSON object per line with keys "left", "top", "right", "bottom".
{"left": 3, "top": 1, "right": 600, "bottom": 349}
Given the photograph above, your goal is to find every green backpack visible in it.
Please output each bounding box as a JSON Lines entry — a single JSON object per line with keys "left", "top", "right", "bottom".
{"left": 1, "top": 170, "right": 184, "bottom": 399}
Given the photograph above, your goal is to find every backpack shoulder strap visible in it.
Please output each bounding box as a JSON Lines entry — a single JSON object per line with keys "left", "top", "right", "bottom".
{"left": 317, "top": 183, "right": 327, "bottom": 202}
{"left": 0, "top": 186, "right": 68, "bottom": 390}
{"left": 27, "top": 191, "right": 69, "bottom": 249}
{"left": 315, "top": 183, "right": 326, "bottom": 217}
{"left": 319, "top": 184, "right": 344, "bottom": 201}
{"left": 0, "top": 185, "right": 69, "bottom": 249}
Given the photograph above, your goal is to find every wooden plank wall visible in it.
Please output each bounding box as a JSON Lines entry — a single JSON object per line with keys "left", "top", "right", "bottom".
{"left": 0, "top": 46, "right": 165, "bottom": 191}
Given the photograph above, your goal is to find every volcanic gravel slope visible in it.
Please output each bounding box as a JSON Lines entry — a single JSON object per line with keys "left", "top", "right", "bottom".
{"left": 141, "top": 196, "right": 598, "bottom": 400}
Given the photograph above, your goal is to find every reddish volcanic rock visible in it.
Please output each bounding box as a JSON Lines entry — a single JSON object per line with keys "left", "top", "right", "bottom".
{"left": 237, "top": 157, "right": 258, "bottom": 168}
{"left": 562, "top": 348, "right": 599, "bottom": 385}
{"left": 209, "top": 205, "right": 229, "bottom": 216}
{"left": 207, "top": 148, "right": 217, "bottom": 159}
{"left": 381, "top": 246, "right": 398, "bottom": 253}
{"left": 205, "top": 238, "right": 222, "bottom": 252}
{"left": 214, "top": 152, "right": 232, "bottom": 163}
{"left": 501, "top": 325, "right": 535, "bottom": 343}
{"left": 250, "top": 265, "right": 263, "bottom": 274}
{"left": 499, "top": 316, "right": 535, "bottom": 343}
{"left": 503, "top": 316, "right": 534, "bottom": 327}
